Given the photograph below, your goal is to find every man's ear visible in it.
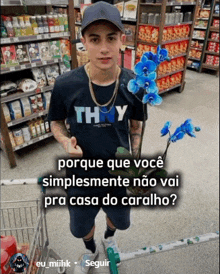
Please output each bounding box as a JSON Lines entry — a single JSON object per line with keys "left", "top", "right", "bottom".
{"left": 81, "top": 37, "right": 87, "bottom": 50}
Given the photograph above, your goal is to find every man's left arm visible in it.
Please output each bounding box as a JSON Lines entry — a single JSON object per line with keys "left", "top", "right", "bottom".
{"left": 130, "top": 119, "right": 143, "bottom": 159}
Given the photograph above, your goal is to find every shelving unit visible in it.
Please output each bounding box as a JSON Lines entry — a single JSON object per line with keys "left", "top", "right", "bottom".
{"left": 199, "top": 0, "right": 219, "bottom": 76}
{"left": 135, "top": 0, "right": 199, "bottom": 94}
{"left": 0, "top": 0, "right": 74, "bottom": 168}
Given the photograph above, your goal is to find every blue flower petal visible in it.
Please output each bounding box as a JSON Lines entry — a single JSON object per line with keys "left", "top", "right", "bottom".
{"left": 148, "top": 72, "right": 157, "bottom": 81}
{"left": 136, "top": 75, "right": 147, "bottom": 87}
{"left": 161, "top": 121, "right": 172, "bottom": 136}
{"left": 142, "top": 92, "right": 162, "bottom": 105}
{"left": 134, "top": 62, "right": 144, "bottom": 75}
{"left": 141, "top": 54, "right": 148, "bottom": 63}
{"left": 145, "top": 60, "right": 157, "bottom": 73}
{"left": 128, "top": 79, "right": 140, "bottom": 94}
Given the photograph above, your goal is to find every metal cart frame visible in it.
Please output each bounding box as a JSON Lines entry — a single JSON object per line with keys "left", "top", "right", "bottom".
{"left": 1, "top": 178, "right": 66, "bottom": 274}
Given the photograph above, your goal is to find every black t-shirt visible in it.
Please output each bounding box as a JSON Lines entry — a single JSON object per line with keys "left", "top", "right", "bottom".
{"left": 48, "top": 65, "right": 147, "bottom": 177}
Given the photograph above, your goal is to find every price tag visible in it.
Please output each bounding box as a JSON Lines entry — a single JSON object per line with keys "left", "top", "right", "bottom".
{"left": 51, "top": 33, "right": 57, "bottom": 38}
{"left": 37, "top": 35, "right": 42, "bottom": 39}
{"left": 39, "top": 136, "right": 44, "bottom": 140}
{"left": 46, "top": 0, "right": 51, "bottom": 4}
{"left": 28, "top": 140, "right": 33, "bottom": 145}
{"left": 1, "top": 0, "right": 4, "bottom": 6}
{"left": 31, "top": 63, "right": 37, "bottom": 67}
{"left": 3, "top": 38, "right": 10, "bottom": 44}
{"left": 38, "top": 112, "right": 43, "bottom": 116}
{"left": 44, "top": 34, "right": 49, "bottom": 39}
{"left": 8, "top": 122, "right": 13, "bottom": 127}
{"left": 54, "top": 59, "right": 58, "bottom": 63}
{"left": 14, "top": 37, "right": 19, "bottom": 42}
{"left": 45, "top": 134, "right": 49, "bottom": 138}
{"left": 21, "top": 65, "right": 26, "bottom": 69}
{"left": 23, "top": 143, "right": 27, "bottom": 147}
{"left": 42, "top": 61, "right": 47, "bottom": 65}
{"left": 10, "top": 67, "right": 16, "bottom": 71}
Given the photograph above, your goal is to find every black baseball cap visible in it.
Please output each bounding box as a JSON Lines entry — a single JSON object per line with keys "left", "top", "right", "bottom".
{"left": 81, "top": 1, "right": 125, "bottom": 34}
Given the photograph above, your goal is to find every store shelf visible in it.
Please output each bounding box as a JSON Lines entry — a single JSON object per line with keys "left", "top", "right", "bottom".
{"left": 190, "top": 47, "right": 203, "bottom": 51}
{"left": 125, "top": 45, "right": 135, "bottom": 50}
{"left": 25, "top": 0, "right": 68, "bottom": 5}
{"left": 202, "top": 63, "right": 219, "bottom": 70}
{"left": 1, "top": 58, "right": 67, "bottom": 75}
{"left": 13, "top": 132, "right": 53, "bottom": 151}
{"left": 209, "top": 26, "right": 219, "bottom": 32}
{"left": 158, "top": 68, "right": 184, "bottom": 79}
{"left": 159, "top": 84, "right": 181, "bottom": 95}
{"left": 138, "top": 22, "right": 192, "bottom": 27}
{"left": 7, "top": 110, "right": 48, "bottom": 127}
{"left": 1, "top": 86, "right": 53, "bottom": 104}
{"left": 1, "top": 0, "right": 24, "bottom": 6}
{"left": 207, "top": 39, "right": 219, "bottom": 43}
{"left": 0, "top": 32, "right": 70, "bottom": 45}
{"left": 140, "top": 2, "right": 162, "bottom": 6}
{"left": 196, "top": 17, "right": 209, "bottom": 20}
{"left": 137, "top": 40, "right": 158, "bottom": 46}
{"left": 75, "top": 22, "right": 82, "bottom": 26}
{"left": 162, "top": 37, "right": 190, "bottom": 45}
{"left": 205, "top": 51, "right": 219, "bottom": 56}
{"left": 188, "top": 57, "right": 201, "bottom": 61}
{"left": 121, "top": 18, "right": 137, "bottom": 22}
{"left": 194, "top": 26, "right": 207, "bottom": 30}
{"left": 213, "top": 14, "right": 219, "bottom": 17}
{"left": 169, "top": 53, "right": 187, "bottom": 59}
{"left": 166, "top": 2, "right": 196, "bottom": 6}
{"left": 192, "top": 37, "right": 205, "bottom": 40}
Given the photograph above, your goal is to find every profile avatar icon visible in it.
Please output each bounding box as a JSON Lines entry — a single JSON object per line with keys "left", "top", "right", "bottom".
{"left": 10, "top": 253, "right": 29, "bottom": 273}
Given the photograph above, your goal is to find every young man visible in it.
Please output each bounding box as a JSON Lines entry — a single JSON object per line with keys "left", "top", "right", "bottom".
{"left": 48, "top": 2, "right": 147, "bottom": 273}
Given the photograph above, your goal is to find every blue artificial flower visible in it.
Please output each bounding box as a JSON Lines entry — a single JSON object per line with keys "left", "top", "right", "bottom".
{"left": 127, "top": 79, "right": 140, "bottom": 94}
{"left": 142, "top": 92, "right": 162, "bottom": 105}
{"left": 161, "top": 121, "right": 172, "bottom": 136}
{"left": 195, "top": 126, "right": 201, "bottom": 132}
{"left": 141, "top": 52, "right": 157, "bottom": 63}
{"left": 180, "top": 119, "right": 196, "bottom": 138}
{"left": 136, "top": 75, "right": 157, "bottom": 93}
{"left": 170, "top": 127, "right": 185, "bottom": 142}
{"left": 134, "top": 60, "right": 157, "bottom": 77}
{"left": 155, "top": 45, "right": 169, "bottom": 65}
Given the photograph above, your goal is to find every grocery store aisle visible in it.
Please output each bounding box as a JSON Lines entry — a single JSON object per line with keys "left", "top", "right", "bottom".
{"left": 1, "top": 70, "right": 219, "bottom": 274}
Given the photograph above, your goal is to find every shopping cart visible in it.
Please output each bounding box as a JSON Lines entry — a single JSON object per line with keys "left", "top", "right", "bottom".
{"left": 1, "top": 178, "right": 66, "bottom": 274}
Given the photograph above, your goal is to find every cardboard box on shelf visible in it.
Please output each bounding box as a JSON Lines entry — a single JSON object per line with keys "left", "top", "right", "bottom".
{"left": 123, "top": 0, "right": 137, "bottom": 19}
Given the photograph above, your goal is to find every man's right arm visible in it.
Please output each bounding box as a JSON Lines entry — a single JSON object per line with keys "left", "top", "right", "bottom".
{"left": 51, "top": 120, "right": 83, "bottom": 157}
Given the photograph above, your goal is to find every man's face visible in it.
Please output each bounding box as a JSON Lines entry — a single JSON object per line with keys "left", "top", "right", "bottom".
{"left": 81, "top": 21, "right": 125, "bottom": 70}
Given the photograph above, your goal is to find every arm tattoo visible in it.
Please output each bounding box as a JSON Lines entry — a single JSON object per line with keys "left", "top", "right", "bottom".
{"left": 130, "top": 120, "right": 142, "bottom": 158}
{"left": 51, "top": 120, "right": 70, "bottom": 149}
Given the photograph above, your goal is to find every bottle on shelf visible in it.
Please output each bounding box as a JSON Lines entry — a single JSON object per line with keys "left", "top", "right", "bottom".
{"left": 42, "top": 15, "right": 49, "bottom": 33}
{"left": 18, "top": 16, "right": 27, "bottom": 36}
{"left": 36, "top": 15, "right": 44, "bottom": 34}
{"left": 30, "top": 16, "right": 39, "bottom": 35}
{"left": 24, "top": 15, "right": 34, "bottom": 36}
{"left": 12, "top": 17, "right": 21, "bottom": 37}
{"left": 48, "top": 15, "right": 55, "bottom": 33}
{"left": 58, "top": 14, "right": 65, "bottom": 32}
{"left": 63, "top": 14, "right": 69, "bottom": 32}
{"left": 53, "top": 15, "right": 60, "bottom": 33}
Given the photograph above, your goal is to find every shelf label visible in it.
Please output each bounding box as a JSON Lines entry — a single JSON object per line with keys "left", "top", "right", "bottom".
{"left": 46, "top": 0, "right": 51, "bottom": 4}
{"left": 10, "top": 67, "right": 16, "bottom": 71}
{"left": 37, "top": 35, "right": 42, "bottom": 39}
{"left": 45, "top": 134, "right": 49, "bottom": 138}
{"left": 38, "top": 112, "right": 43, "bottom": 116}
{"left": 28, "top": 140, "right": 33, "bottom": 145}
{"left": 14, "top": 37, "right": 19, "bottom": 42}
{"left": 42, "top": 60, "right": 47, "bottom": 65}
{"left": 31, "top": 63, "right": 37, "bottom": 67}
{"left": 8, "top": 122, "right": 13, "bottom": 127}
{"left": 44, "top": 34, "right": 49, "bottom": 39}
{"left": 51, "top": 33, "right": 58, "bottom": 38}
{"left": 21, "top": 65, "right": 26, "bottom": 69}
{"left": 39, "top": 136, "right": 44, "bottom": 140}
{"left": 54, "top": 59, "right": 58, "bottom": 62}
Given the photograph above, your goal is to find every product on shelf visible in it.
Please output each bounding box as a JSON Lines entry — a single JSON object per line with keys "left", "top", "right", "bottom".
{"left": 123, "top": 0, "right": 137, "bottom": 20}
{"left": 213, "top": 56, "right": 219, "bottom": 67}
{"left": 8, "top": 130, "right": 16, "bottom": 147}
{"left": 2, "top": 103, "right": 11, "bottom": 123}
{"left": 60, "top": 39, "right": 71, "bottom": 57}
{"left": 17, "top": 78, "right": 38, "bottom": 93}
{"left": 8, "top": 100, "right": 23, "bottom": 120}
{"left": 28, "top": 43, "right": 41, "bottom": 62}
{"left": 199, "top": 9, "right": 210, "bottom": 18}
{"left": 211, "top": 32, "right": 219, "bottom": 40}
{"left": 20, "top": 97, "right": 32, "bottom": 117}
{"left": 138, "top": 26, "right": 159, "bottom": 44}
{"left": 191, "top": 40, "right": 203, "bottom": 49}
{"left": 0, "top": 81, "right": 17, "bottom": 97}
{"left": 195, "top": 19, "right": 208, "bottom": 28}
{"left": 193, "top": 30, "right": 205, "bottom": 39}
{"left": 77, "top": 50, "right": 89, "bottom": 66}
{"left": 12, "top": 16, "right": 21, "bottom": 37}
{"left": 157, "top": 71, "right": 183, "bottom": 92}
{"left": 205, "top": 54, "right": 214, "bottom": 65}
{"left": 13, "top": 128, "right": 24, "bottom": 146}
{"left": 43, "top": 91, "right": 52, "bottom": 110}
{"left": 212, "top": 19, "right": 219, "bottom": 28}
{"left": 2, "top": 16, "right": 15, "bottom": 37}
{"left": 1, "top": 45, "right": 19, "bottom": 67}
{"left": 189, "top": 49, "right": 201, "bottom": 59}
{"left": 49, "top": 40, "right": 61, "bottom": 59}
{"left": 158, "top": 57, "right": 185, "bottom": 76}
{"left": 59, "top": 63, "right": 71, "bottom": 74}
{"left": 39, "top": 42, "right": 52, "bottom": 61}
{"left": 124, "top": 24, "right": 136, "bottom": 46}
{"left": 21, "top": 126, "right": 31, "bottom": 142}
{"left": 215, "top": 3, "right": 219, "bottom": 14}
{"left": 24, "top": 15, "right": 34, "bottom": 36}
{"left": 32, "top": 67, "right": 47, "bottom": 88}
{"left": 45, "top": 65, "right": 59, "bottom": 86}
{"left": 164, "top": 41, "right": 188, "bottom": 56}
{"left": 15, "top": 44, "right": 30, "bottom": 65}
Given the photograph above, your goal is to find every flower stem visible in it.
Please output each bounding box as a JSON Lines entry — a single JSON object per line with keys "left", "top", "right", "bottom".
{"left": 162, "top": 140, "right": 171, "bottom": 163}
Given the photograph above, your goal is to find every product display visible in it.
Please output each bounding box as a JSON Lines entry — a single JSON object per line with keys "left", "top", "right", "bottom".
{"left": 0, "top": 81, "right": 17, "bottom": 97}
{"left": 49, "top": 40, "right": 61, "bottom": 59}
{"left": 32, "top": 68, "right": 47, "bottom": 89}
{"left": 1, "top": 45, "right": 19, "bottom": 67}
{"left": 28, "top": 43, "right": 41, "bottom": 62}
{"left": 157, "top": 72, "right": 183, "bottom": 92}
{"left": 158, "top": 57, "right": 185, "bottom": 76}
{"left": 45, "top": 65, "right": 59, "bottom": 86}
{"left": 38, "top": 42, "right": 52, "bottom": 61}
{"left": 60, "top": 39, "right": 71, "bottom": 57}
{"left": 17, "top": 79, "right": 38, "bottom": 93}
{"left": 15, "top": 44, "right": 30, "bottom": 65}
